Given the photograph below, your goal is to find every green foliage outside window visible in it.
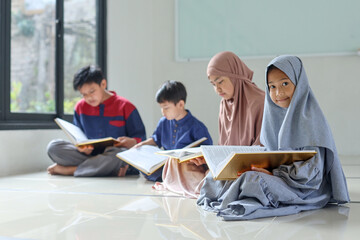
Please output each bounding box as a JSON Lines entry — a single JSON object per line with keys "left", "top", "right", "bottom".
{"left": 11, "top": 80, "right": 80, "bottom": 113}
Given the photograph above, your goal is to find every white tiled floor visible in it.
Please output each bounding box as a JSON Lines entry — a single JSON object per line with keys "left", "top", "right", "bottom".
{"left": 0, "top": 156, "right": 359, "bottom": 240}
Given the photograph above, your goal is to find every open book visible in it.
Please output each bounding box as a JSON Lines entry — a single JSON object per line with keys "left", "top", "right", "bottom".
{"left": 201, "top": 145, "right": 317, "bottom": 180}
{"left": 54, "top": 118, "right": 120, "bottom": 150}
{"left": 117, "top": 145, "right": 168, "bottom": 175}
{"left": 154, "top": 137, "right": 207, "bottom": 163}
{"left": 155, "top": 147, "right": 203, "bottom": 163}
{"left": 116, "top": 137, "right": 208, "bottom": 175}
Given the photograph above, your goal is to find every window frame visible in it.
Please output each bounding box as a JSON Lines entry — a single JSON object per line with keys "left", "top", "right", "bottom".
{"left": 0, "top": 0, "right": 107, "bottom": 130}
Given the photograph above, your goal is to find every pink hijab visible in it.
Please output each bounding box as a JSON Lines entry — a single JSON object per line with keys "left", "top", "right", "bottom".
{"left": 207, "top": 51, "right": 265, "bottom": 146}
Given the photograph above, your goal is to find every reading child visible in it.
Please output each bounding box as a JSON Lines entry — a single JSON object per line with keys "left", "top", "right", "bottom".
{"left": 47, "top": 65, "right": 146, "bottom": 177}
{"left": 190, "top": 51, "right": 265, "bottom": 165}
{"left": 208, "top": 51, "right": 265, "bottom": 146}
{"left": 181, "top": 51, "right": 265, "bottom": 198}
{"left": 134, "top": 80, "right": 213, "bottom": 184}
{"left": 197, "top": 55, "right": 349, "bottom": 220}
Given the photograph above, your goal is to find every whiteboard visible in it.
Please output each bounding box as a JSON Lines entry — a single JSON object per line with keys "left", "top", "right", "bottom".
{"left": 175, "top": 0, "right": 360, "bottom": 61}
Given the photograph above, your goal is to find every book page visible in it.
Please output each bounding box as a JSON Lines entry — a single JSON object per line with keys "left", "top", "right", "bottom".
{"left": 55, "top": 118, "right": 88, "bottom": 143}
{"left": 201, "top": 145, "right": 265, "bottom": 177}
{"left": 183, "top": 137, "right": 207, "bottom": 148}
{"left": 117, "top": 145, "right": 168, "bottom": 175}
{"left": 156, "top": 147, "right": 202, "bottom": 162}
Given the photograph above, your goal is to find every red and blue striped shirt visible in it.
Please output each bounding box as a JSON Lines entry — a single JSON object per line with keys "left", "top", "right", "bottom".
{"left": 73, "top": 91, "right": 146, "bottom": 143}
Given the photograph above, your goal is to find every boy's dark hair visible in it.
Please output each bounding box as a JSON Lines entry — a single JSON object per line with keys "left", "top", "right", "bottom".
{"left": 73, "top": 65, "right": 104, "bottom": 90}
{"left": 155, "top": 80, "right": 187, "bottom": 104}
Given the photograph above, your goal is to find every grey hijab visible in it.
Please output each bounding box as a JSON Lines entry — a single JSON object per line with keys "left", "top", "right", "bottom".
{"left": 260, "top": 55, "right": 349, "bottom": 203}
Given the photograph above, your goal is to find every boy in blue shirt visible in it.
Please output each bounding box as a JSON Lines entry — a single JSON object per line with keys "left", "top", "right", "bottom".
{"left": 134, "top": 80, "right": 213, "bottom": 182}
{"left": 47, "top": 65, "right": 146, "bottom": 177}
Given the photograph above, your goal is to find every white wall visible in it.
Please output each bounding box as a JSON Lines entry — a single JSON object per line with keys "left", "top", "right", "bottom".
{"left": 108, "top": 0, "right": 360, "bottom": 156}
{"left": 0, "top": 0, "right": 359, "bottom": 177}
{"left": 0, "top": 130, "right": 66, "bottom": 177}
{"left": 107, "top": 0, "right": 155, "bottom": 137}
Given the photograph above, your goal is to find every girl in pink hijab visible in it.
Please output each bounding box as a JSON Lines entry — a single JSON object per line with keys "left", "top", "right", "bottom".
{"left": 190, "top": 51, "right": 264, "bottom": 168}
{"left": 208, "top": 51, "right": 265, "bottom": 146}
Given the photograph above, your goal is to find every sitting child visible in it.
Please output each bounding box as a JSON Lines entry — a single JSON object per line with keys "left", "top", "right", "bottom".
{"left": 47, "top": 65, "right": 146, "bottom": 177}
{"left": 197, "top": 55, "right": 349, "bottom": 220}
{"left": 189, "top": 51, "right": 265, "bottom": 197}
{"left": 134, "top": 80, "right": 213, "bottom": 188}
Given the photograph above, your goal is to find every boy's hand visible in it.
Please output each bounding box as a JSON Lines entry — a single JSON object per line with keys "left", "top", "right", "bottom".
{"left": 77, "top": 145, "right": 94, "bottom": 155}
{"left": 114, "top": 137, "right": 137, "bottom": 149}
{"left": 133, "top": 141, "right": 146, "bottom": 149}
{"left": 132, "top": 138, "right": 156, "bottom": 149}
{"left": 189, "top": 157, "right": 207, "bottom": 166}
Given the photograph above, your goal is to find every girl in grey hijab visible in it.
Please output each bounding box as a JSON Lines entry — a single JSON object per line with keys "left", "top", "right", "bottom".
{"left": 197, "top": 55, "right": 349, "bottom": 220}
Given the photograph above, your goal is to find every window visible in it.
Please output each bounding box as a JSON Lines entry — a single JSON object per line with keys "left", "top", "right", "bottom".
{"left": 0, "top": 0, "right": 106, "bottom": 129}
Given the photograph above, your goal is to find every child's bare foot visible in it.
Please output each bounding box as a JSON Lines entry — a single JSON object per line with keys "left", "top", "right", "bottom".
{"left": 47, "top": 163, "right": 76, "bottom": 176}
{"left": 152, "top": 181, "right": 165, "bottom": 190}
{"left": 47, "top": 164, "right": 58, "bottom": 175}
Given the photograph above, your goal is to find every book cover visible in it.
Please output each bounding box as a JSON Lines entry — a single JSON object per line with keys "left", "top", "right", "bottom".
{"left": 200, "top": 145, "right": 316, "bottom": 180}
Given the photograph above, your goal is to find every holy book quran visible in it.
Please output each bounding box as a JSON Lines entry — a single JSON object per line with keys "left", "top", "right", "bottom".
{"left": 155, "top": 147, "right": 203, "bottom": 163}
{"left": 200, "top": 145, "right": 317, "bottom": 180}
{"left": 54, "top": 118, "right": 120, "bottom": 150}
{"left": 155, "top": 137, "right": 207, "bottom": 163}
{"left": 116, "top": 137, "right": 207, "bottom": 175}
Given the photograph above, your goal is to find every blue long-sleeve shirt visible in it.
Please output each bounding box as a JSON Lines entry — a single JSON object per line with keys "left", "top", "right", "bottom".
{"left": 152, "top": 110, "right": 213, "bottom": 150}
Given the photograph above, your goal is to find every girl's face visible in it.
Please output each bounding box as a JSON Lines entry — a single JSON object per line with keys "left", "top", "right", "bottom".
{"left": 209, "top": 75, "right": 235, "bottom": 100}
{"left": 267, "top": 68, "right": 296, "bottom": 108}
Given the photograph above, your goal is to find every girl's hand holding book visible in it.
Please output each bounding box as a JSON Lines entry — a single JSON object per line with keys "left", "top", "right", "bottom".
{"left": 250, "top": 164, "right": 272, "bottom": 175}
{"left": 189, "top": 157, "right": 206, "bottom": 166}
